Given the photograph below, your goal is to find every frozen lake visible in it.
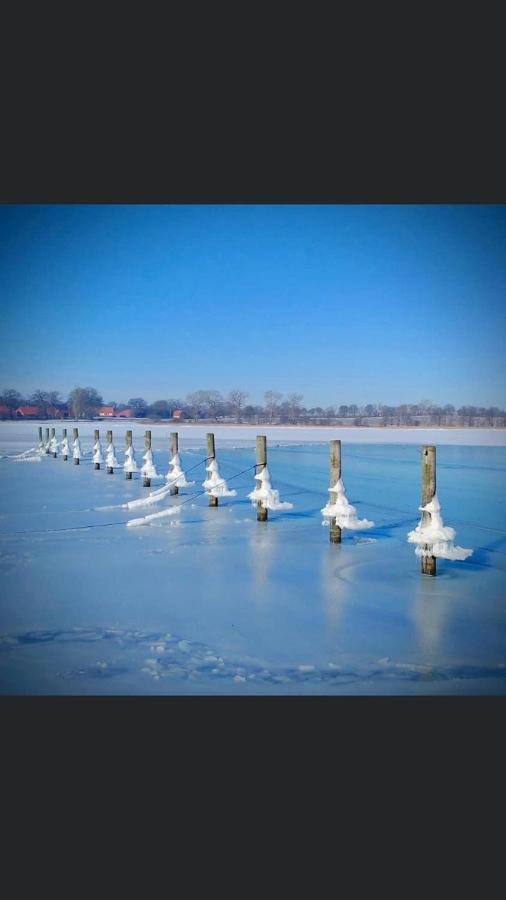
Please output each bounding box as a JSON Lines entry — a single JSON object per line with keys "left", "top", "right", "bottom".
{"left": 1, "top": 421, "right": 505, "bottom": 694}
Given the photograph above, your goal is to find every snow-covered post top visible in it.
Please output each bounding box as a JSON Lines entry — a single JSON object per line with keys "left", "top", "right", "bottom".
{"left": 93, "top": 429, "right": 103, "bottom": 469}
{"left": 203, "top": 433, "right": 237, "bottom": 504}
{"left": 124, "top": 430, "right": 136, "bottom": 479}
{"left": 61, "top": 428, "right": 70, "bottom": 460}
{"left": 106, "top": 429, "right": 118, "bottom": 473}
{"left": 72, "top": 427, "right": 82, "bottom": 464}
{"left": 141, "top": 430, "right": 158, "bottom": 487}
{"left": 421, "top": 445, "right": 436, "bottom": 575}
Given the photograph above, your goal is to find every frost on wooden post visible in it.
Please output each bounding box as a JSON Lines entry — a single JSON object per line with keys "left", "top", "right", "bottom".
{"left": 92, "top": 439, "right": 104, "bottom": 466}
{"left": 61, "top": 435, "right": 70, "bottom": 457}
{"left": 166, "top": 452, "right": 194, "bottom": 488}
{"left": 407, "top": 494, "right": 472, "bottom": 561}
{"left": 123, "top": 444, "right": 137, "bottom": 474}
{"left": 202, "top": 458, "right": 237, "bottom": 498}
{"left": 141, "top": 448, "right": 159, "bottom": 480}
{"left": 72, "top": 436, "right": 82, "bottom": 460}
{"left": 248, "top": 466, "right": 293, "bottom": 511}
{"left": 321, "top": 478, "right": 374, "bottom": 530}
{"left": 105, "top": 440, "right": 118, "bottom": 468}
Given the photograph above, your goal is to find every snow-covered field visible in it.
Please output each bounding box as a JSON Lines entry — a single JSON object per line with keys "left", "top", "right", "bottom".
{"left": 1, "top": 421, "right": 505, "bottom": 694}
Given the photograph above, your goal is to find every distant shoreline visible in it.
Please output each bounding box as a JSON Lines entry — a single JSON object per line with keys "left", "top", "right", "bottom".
{"left": 3, "top": 419, "right": 505, "bottom": 431}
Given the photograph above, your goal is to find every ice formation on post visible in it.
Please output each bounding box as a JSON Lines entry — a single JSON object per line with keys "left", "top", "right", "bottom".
{"left": 61, "top": 434, "right": 70, "bottom": 457}
{"left": 72, "top": 435, "right": 82, "bottom": 460}
{"left": 92, "top": 438, "right": 103, "bottom": 466}
{"left": 321, "top": 478, "right": 374, "bottom": 530}
{"left": 202, "top": 458, "right": 237, "bottom": 498}
{"left": 105, "top": 440, "right": 118, "bottom": 469}
{"left": 407, "top": 494, "right": 472, "bottom": 561}
{"left": 49, "top": 434, "right": 58, "bottom": 456}
{"left": 44, "top": 433, "right": 51, "bottom": 453}
{"left": 166, "top": 452, "right": 193, "bottom": 488}
{"left": 141, "top": 448, "right": 159, "bottom": 480}
{"left": 248, "top": 466, "right": 293, "bottom": 511}
{"left": 123, "top": 444, "right": 137, "bottom": 474}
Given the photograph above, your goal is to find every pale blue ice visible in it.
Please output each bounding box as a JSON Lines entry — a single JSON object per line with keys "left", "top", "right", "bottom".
{"left": 0, "top": 423, "right": 505, "bottom": 694}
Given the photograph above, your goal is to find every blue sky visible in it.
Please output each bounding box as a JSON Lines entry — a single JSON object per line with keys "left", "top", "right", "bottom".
{"left": 0, "top": 204, "right": 505, "bottom": 407}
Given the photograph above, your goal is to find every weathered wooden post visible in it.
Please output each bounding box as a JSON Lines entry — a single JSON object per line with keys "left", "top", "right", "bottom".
{"left": 169, "top": 432, "right": 178, "bottom": 495}
{"left": 50, "top": 427, "right": 57, "bottom": 457}
{"left": 256, "top": 435, "right": 268, "bottom": 522}
{"left": 329, "top": 439, "right": 342, "bottom": 544}
{"left": 106, "top": 430, "right": 113, "bottom": 474}
{"left": 421, "top": 445, "right": 436, "bottom": 576}
{"left": 45, "top": 427, "right": 50, "bottom": 454}
{"left": 125, "top": 430, "right": 133, "bottom": 479}
{"left": 72, "top": 427, "right": 79, "bottom": 465}
{"left": 38, "top": 426, "right": 43, "bottom": 449}
{"left": 143, "top": 430, "right": 152, "bottom": 487}
{"left": 207, "top": 433, "right": 218, "bottom": 507}
{"left": 62, "top": 428, "right": 68, "bottom": 461}
{"left": 94, "top": 428, "right": 100, "bottom": 470}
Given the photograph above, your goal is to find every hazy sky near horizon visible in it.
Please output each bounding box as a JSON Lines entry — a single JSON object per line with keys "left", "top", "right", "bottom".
{"left": 1, "top": 204, "right": 505, "bottom": 407}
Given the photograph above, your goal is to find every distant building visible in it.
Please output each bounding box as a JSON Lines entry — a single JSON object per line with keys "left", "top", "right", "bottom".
{"left": 98, "top": 406, "right": 115, "bottom": 417}
{"left": 0, "top": 404, "right": 11, "bottom": 419}
{"left": 117, "top": 408, "right": 135, "bottom": 418}
{"left": 16, "top": 406, "right": 41, "bottom": 418}
{"left": 47, "top": 406, "right": 69, "bottom": 419}
{"left": 172, "top": 409, "right": 183, "bottom": 419}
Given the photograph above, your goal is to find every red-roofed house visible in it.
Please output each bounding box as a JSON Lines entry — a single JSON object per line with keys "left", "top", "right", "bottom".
{"left": 117, "top": 408, "right": 135, "bottom": 418}
{"left": 98, "top": 406, "right": 115, "bottom": 417}
{"left": 16, "top": 406, "right": 41, "bottom": 418}
{"left": 47, "top": 407, "right": 69, "bottom": 419}
{"left": 172, "top": 409, "right": 183, "bottom": 419}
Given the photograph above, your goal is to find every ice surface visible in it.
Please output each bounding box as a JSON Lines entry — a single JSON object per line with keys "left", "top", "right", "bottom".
{"left": 0, "top": 421, "right": 505, "bottom": 695}
{"left": 407, "top": 494, "right": 473, "bottom": 561}
{"left": 321, "top": 477, "right": 374, "bottom": 530}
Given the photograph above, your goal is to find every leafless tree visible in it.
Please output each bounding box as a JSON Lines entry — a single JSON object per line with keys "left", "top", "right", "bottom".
{"left": 228, "top": 389, "right": 249, "bottom": 423}
{"left": 286, "top": 393, "right": 303, "bottom": 422}
{"left": 264, "top": 390, "right": 283, "bottom": 424}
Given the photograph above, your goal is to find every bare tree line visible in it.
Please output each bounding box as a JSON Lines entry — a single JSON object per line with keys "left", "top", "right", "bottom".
{"left": 1, "top": 386, "right": 505, "bottom": 426}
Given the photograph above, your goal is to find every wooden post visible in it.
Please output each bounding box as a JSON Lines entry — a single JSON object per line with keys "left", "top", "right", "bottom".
{"left": 256, "top": 435, "right": 268, "bottom": 522}
{"left": 421, "top": 445, "right": 436, "bottom": 576}
{"left": 169, "top": 432, "right": 178, "bottom": 495}
{"left": 62, "top": 428, "right": 68, "bottom": 461}
{"left": 106, "top": 429, "right": 113, "bottom": 474}
{"left": 38, "top": 426, "right": 43, "bottom": 447}
{"left": 50, "top": 427, "right": 57, "bottom": 457}
{"left": 143, "top": 430, "right": 152, "bottom": 487}
{"left": 73, "top": 427, "right": 79, "bottom": 465}
{"left": 329, "top": 439, "right": 342, "bottom": 544}
{"left": 207, "top": 432, "right": 218, "bottom": 507}
{"left": 94, "top": 428, "right": 100, "bottom": 469}
{"left": 125, "top": 430, "right": 132, "bottom": 479}
{"left": 45, "top": 427, "right": 50, "bottom": 454}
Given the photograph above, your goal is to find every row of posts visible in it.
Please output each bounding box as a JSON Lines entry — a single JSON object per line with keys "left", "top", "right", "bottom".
{"left": 39, "top": 427, "right": 438, "bottom": 576}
